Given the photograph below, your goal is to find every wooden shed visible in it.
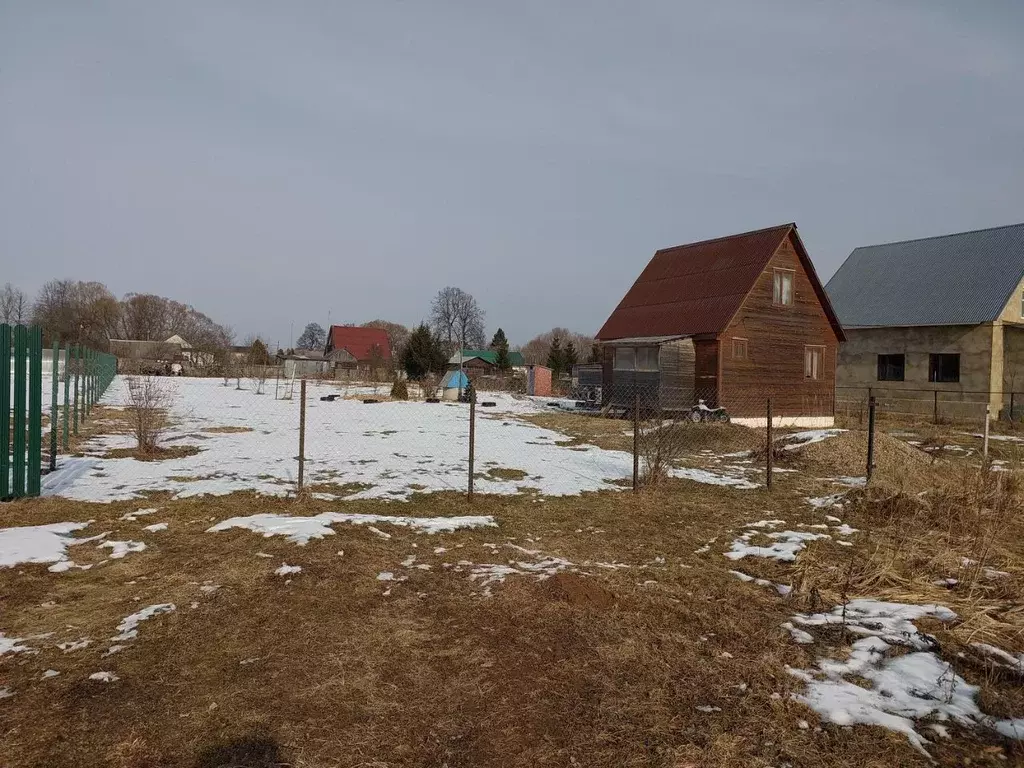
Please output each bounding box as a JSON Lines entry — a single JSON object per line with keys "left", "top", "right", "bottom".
{"left": 596, "top": 224, "right": 845, "bottom": 425}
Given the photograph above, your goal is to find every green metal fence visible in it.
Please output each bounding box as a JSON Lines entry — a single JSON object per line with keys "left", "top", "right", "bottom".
{"left": 2, "top": 324, "right": 118, "bottom": 501}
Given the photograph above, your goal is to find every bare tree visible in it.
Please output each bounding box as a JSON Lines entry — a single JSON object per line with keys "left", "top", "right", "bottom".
{"left": 124, "top": 375, "right": 172, "bottom": 455}
{"left": 361, "top": 319, "right": 410, "bottom": 357}
{"left": 430, "top": 286, "right": 485, "bottom": 353}
{"left": 519, "top": 327, "right": 595, "bottom": 366}
{"left": 296, "top": 322, "right": 327, "bottom": 351}
{"left": 0, "top": 283, "right": 28, "bottom": 325}
{"left": 31, "top": 279, "right": 119, "bottom": 347}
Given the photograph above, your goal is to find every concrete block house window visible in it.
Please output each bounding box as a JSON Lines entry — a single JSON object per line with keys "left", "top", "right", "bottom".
{"left": 773, "top": 269, "right": 794, "bottom": 306}
{"left": 928, "top": 353, "right": 960, "bottom": 383}
{"left": 877, "top": 353, "right": 905, "bottom": 382}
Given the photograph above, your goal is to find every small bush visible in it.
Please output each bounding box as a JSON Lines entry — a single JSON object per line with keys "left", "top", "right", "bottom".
{"left": 390, "top": 379, "right": 409, "bottom": 400}
{"left": 124, "top": 375, "right": 171, "bottom": 455}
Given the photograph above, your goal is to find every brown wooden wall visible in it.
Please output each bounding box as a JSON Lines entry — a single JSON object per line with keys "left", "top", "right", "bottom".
{"left": 719, "top": 232, "right": 839, "bottom": 417}
{"left": 694, "top": 339, "right": 719, "bottom": 405}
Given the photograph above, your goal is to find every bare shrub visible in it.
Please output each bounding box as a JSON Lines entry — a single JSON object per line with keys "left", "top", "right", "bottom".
{"left": 390, "top": 378, "right": 409, "bottom": 400}
{"left": 248, "top": 365, "right": 268, "bottom": 395}
{"left": 124, "top": 375, "right": 171, "bottom": 455}
{"left": 638, "top": 418, "right": 689, "bottom": 486}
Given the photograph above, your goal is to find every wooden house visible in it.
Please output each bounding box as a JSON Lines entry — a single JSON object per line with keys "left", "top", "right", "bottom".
{"left": 324, "top": 326, "right": 392, "bottom": 377}
{"left": 596, "top": 223, "right": 845, "bottom": 425}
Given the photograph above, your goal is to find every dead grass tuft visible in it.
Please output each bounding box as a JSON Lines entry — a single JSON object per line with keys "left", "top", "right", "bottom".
{"left": 102, "top": 444, "right": 202, "bottom": 461}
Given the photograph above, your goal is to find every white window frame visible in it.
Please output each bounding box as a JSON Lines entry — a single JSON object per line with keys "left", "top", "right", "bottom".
{"left": 773, "top": 269, "right": 794, "bottom": 306}
{"left": 804, "top": 345, "right": 824, "bottom": 380}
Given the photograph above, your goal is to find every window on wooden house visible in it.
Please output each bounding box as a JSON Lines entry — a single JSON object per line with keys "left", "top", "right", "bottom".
{"left": 804, "top": 346, "right": 824, "bottom": 380}
{"left": 732, "top": 337, "right": 748, "bottom": 360}
{"left": 636, "top": 347, "right": 660, "bottom": 371}
{"left": 928, "top": 353, "right": 960, "bottom": 383}
{"left": 877, "top": 354, "right": 905, "bottom": 382}
{"left": 613, "top": 347, "right": 634, "bottom": 370}
{"left": 773, "top": 269, "right": 794, "bottom": 306}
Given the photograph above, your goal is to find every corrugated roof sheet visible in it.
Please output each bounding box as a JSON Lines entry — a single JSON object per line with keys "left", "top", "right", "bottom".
{"left": 825, "top": 223, "right": 1024, "bottom": 328}
{"left": 326, "top": 326, "right": 392, "bottom": 361}
{"left": 600, "top": 223, "right": 824, "bottom": 340}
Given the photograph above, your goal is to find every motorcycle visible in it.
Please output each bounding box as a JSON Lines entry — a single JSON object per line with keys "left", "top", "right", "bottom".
{"left": 689, "top": 399, "right": 730, "bottom": 424}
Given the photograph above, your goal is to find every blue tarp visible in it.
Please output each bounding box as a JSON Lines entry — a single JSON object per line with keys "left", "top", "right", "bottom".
{"left": 441, "top": 370, "right": 469, "bottom": 389}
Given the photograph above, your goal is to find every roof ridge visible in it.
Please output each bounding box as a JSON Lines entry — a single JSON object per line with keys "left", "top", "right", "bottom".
{"left": 852, "top": 221, "right": 1024, "bottom": 252}
{"left": 655, "top": 223, "right": 793, "bottom": 255}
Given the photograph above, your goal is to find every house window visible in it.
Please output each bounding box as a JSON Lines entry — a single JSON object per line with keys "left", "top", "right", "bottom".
{"left": 614, "top": 346, "right": 659, "bottom": 371}
{"left": 877, "top": 353, "right": 905, "bottom": 382}
{"left": 636, "top": 347, "right": 659, "bottom": 371}
{"left": 804, "top": 346, "right": 824, "bottom": 380}
{"left": 732, "top": 337, "right": 748, "bottom": 360}
{"left": 928, "top": 353, "right": 960, "bottom": 383}
{"left": 773, "top": 269, "right": 794, "bottom": 306}
{"left": 614, "top": 347, "right": 634, "bottom": 370}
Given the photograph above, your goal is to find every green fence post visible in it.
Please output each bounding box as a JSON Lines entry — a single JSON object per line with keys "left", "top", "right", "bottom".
{"left": 12, "top": 325, "right": 27, "bottom": 498}
{"left": 84, "top": 348, "right": 91, "bottom": 417}
{"left": 28, "top": 326, "right": 42, "bottom": 496}
{"left": 73, "top": 346, "right": 80, "bottom": 436}
{"left": 62, "top": 346, "right": 70, "bottom": 450}
{"left": 0, "top": 324, "right": 10, "bottom": 499}
{"left": 50, "top": 338, "right": 60, "bottom": 472}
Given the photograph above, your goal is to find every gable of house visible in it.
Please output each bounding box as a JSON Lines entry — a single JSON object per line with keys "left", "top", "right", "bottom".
{"left": 449, "top": 349, "right": 526, "bottom": 367}
{"left": 325, "top": 326, "right": 392, "bottom": 362}
{"left": 825, "top": 222, "right": 1024, "bottom": 329}
{"left": 596, "top": 223, "right": 843, "bottom": 342}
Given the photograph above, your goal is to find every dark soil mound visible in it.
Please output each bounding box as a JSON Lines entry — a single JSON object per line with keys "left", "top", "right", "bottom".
{"left": 539, "top": 573, "right": 617, "bottom": 609}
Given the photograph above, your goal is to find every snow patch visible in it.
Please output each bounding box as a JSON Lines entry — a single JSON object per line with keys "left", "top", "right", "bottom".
{"left": 275, "top": 563, "right": 301, "bottom": 576}
{"left": 0, "top": 521, "right": 93, "bottom": 570}
{"left": 143, "top": 523, "right": 168, "bottom": 532}
{"left": 207, "top": 512, "right": 496, "bottom": 545}
{"left": 112, "top": 603, "right": 176, "bottom": 642}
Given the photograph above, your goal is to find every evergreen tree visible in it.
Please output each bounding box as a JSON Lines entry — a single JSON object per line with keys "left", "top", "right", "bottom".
{"left": 402, "top": 323, "right": 442, "bottom": 380}
{"left": 564, "top": 340, "right": 579, "bottom": 372}
{"left": 546, "top": 335, "right": 565, "bottom": 376}
{"left": 588, "top": 342, "right": 602, "bottom": 363}
{"left": 249, "top": 338, "right": 271, "bottom": 366}
{"left": 489, "top": 328, "right": 508, "bottom": 350}
{"left": 495, "top": 343, "right": 511, "bottom": 372}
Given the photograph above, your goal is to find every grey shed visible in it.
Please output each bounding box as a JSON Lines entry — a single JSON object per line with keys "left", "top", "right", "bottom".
{"left": 825, "top": 222, "right": 1024, "bottom": 328}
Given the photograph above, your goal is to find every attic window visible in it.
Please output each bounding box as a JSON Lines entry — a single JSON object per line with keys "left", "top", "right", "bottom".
{"left": 773, "top": 269, "right": 794, "bottom": 306}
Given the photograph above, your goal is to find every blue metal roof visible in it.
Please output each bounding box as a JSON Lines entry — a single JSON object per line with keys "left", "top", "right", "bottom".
{"left": 442, "top": 370, "right": 469, "bottom": 389}
{"left": 825, "top": 223, "right": 1024, "bottom": 328}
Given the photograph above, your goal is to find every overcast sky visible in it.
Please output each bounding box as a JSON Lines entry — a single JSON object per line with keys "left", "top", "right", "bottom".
{"left": 2, "top": 1, "right": 1023, "bottom": 347}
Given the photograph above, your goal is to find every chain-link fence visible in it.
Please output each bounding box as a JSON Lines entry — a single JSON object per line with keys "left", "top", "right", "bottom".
{"left": 286, "top": 377, "right": 856, "bottom": 501}
{"left": 836, "top": 386, "right": 1023, "bottom": 429}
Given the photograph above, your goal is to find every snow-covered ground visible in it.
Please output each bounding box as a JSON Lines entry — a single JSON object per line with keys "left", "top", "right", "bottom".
{"left": 46, "top": 377, "right": 654, "bottom": 502}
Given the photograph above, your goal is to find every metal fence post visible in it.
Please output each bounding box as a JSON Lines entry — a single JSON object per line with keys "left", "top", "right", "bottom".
{"left": 468, "top": 388, "right": 476, "bottom": 502}
{"left": 72, "top": 346, "right": 80, "bottom": 436}
{"left": 50, "top": 338, "right": 59, "bottom": 471}
{"left": 297, "top": 378, "right": 307, "bottom": 493}
{"left": 12, "top": 325, "right": 27, "bottom": 497}
{"left": 0, "top": 324, "right": 11, "bottom": 499}
{"left": 983, "top": 404, "right": 991, "bottom": 460}
{"left": 632, "top": 390, "right": 640, "bottom": 493}
{"left": 866, "top": 395, "right": 877, "bottom": 483}
{"left": 933, "top": 390, "right": 939, "bottom": 424}
{"left": 27, "top": 326, "right": 42, "bottom": 496}
{"left": 62, "top": 346, "right": 71, "bottom": 450}
{"left": 766, "top": 397, "right": 773, "bottom": 490}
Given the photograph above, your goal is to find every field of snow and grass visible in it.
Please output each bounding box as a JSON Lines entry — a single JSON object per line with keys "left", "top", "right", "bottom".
{"left": 46, "top": 376, "right": 774, "bottom": 503}
{"left": 3, "top": 375, "right": 1023, "bottom": 766}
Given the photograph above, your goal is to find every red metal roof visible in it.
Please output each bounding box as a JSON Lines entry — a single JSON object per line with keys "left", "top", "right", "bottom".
{"left": 597, "top": 224, "right": 798, "bottom": 340}
{"left": 326, "top": 325, "right": 392, "bottom": 361}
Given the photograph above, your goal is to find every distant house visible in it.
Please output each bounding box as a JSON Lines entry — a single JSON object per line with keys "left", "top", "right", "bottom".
{"left": 324, "top": 325, "right": 392, "bottom": 377}
{"left": 277, "top": 349, "right": 331, "bottom": 378}
{"left": 447, "top": 349, "right": 525, "bottom": 374}
{"left": 109, "top": 339, "right": 183, "bottom": 374}
{"left": 826, "top": 223, "right": 1024, "bottom": 419}
{"left": 596, "top": 223, "right": 845, "bottom": 425}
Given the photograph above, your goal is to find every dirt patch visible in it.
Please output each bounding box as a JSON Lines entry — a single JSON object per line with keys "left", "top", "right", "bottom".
{"left": 481, "top": 467, "right": 529, "bottom": 481}
{"left": 539, "top": 573, "right": 617, "bottom": 609}
{"left": 103, "top": 445, "right": 202, "bottom": 462}
{"left": 200, "top": 425, "right": 254, "bottom": 434}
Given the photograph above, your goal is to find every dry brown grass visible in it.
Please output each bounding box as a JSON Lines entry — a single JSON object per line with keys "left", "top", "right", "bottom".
{"left": 200, "top": 425, "right": 255, "bottom": 434}
{"left": 3, "top": 427, "right": 1022, "bottom": 766}
{"left": 101, "top": 444, "right": 203, "bottom": 461}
